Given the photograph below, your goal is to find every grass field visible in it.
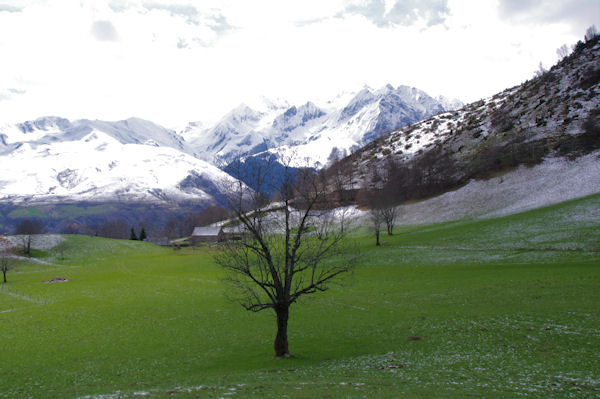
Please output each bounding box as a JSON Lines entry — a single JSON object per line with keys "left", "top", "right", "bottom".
{"left": 1, "top": 195, "right": 599, "bottom": 398}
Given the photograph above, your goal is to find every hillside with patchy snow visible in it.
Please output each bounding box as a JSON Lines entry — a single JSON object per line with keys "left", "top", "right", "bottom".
{"left": 385, "top": 152, "right": 600, "bottom": 225}
{"left": 334, "top": 35, "right": 600, "bottom": 212}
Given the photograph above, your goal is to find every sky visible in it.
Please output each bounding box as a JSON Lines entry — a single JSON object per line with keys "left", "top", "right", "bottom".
{"left": 0, "top": 0, "right": 598, "bottom": 128}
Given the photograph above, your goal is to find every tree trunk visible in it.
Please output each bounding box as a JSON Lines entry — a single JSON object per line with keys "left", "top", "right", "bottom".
{"left": 274, "top": 305, "right": 290, "bottom": 357}
{"left": 375, "top": 230, "right": 380, "bottom": 246}
{"left": 2, "top": 269, "right": 6, "bottom": 283}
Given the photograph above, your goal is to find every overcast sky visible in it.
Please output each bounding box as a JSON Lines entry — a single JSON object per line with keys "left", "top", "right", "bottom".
{"left": 0, "top": 0, "right": 598, "bottom": 127}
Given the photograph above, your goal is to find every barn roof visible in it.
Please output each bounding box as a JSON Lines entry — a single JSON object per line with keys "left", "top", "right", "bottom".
{"left": 191, "top": 227, "right": 222, "bottom": 236}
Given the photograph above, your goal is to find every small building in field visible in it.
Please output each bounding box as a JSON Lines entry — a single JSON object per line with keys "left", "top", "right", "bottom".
{"left": 190, "top": 227, "right": 223, "bottom": 245}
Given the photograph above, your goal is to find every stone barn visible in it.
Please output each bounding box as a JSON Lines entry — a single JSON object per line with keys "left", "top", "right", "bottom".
{"left": 190, "top": 227, "right": 223, "bottom": 245}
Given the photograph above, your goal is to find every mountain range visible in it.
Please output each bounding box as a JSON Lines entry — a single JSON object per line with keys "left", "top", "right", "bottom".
{"left": 183, "top": 84, "right": 462, "bottom": 167}
{"left": 2, "top": 34, "right": 597, "bottom": 237}
{"left": 0, "top": 84, "right": 461, "bottom": 206}
{"left": 0, "top": 117, "right": 229, "bottom": 204}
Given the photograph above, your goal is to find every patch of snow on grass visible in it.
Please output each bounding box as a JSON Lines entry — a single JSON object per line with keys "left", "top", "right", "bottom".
{"left": 392, "top": 152, "right": 600, "bottom": 225}
{"left": 5, "top": 234, "right": 65, "bottom": 250}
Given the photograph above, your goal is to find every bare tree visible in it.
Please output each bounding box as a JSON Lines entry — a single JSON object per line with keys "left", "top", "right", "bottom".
{"left": 327, "top": 159, "right": 357, "bottom": 234}
{"left": 381, "top": 206, "right": 399, "bottom": 236}
{"left": 327, "top": 146, "right": 341, "bottom": 166}
{"left": 585, "top": 25, "right": 598, "bottom": 42}
{"left": 369, "top": 207, "right": 384, "bottom": 246}
{"left": 0, "top": 236, "right": 13, "bottom": 283}
{"left": 54, "top": 239, "right": 69, "bottom": 261}
{"left": 14, "top": 219, "right": 43, "bottom": 257}
{"left": 534, "top": 61, "right": 547, "bottom": 78}
{"left": 98, "top": 219, "right": 129, "bottom": 239}
{"left": 215, "top": 155, "right": 356, "bottom": 357}
{"left": 556, "top": 44, "right": 569, "bottom": 60}
{"left": 337, "top": 206, "right": 353, "bottom": 234}
{"left": 181, "top": 206, "right": 231, "bottom": 237}
{"left": 162, "top": 216, "right": 181, "bottom": 239}
{"left": 60, "top": 220, "right": 82, "bottom": 235}
{"left": 363, "top": 161, "right": 399, "bottom": 244}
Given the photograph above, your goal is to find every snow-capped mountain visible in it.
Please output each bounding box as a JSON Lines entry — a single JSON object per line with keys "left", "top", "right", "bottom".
{"left": 1, "top": 117, "right": 190, "bottom": 155}
{"left": 0, "top": 117, "right": 235, "bottom": 204}
{"left": 271, "top": 102, "right": 326, "bottom": 136}
{"left": 183, "top": 84, "right": 461, "bottom": 167}
{"left": 0, "top": 84, "right": 460, "bottom": 204}
{"left": 181, "top": 97, "right": 290, "bottom": 163}
{"left": 436, "top": 95, "right": 464, "bottom": 112}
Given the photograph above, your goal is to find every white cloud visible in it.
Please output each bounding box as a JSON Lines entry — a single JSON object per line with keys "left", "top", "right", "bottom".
{"left": 0, "top": 0, "right": 597, "bottom": 127}
{"left": 0, "top": 4, "right": 22, "bottom": 13}
{"left": 498, "top": 0, "right": 599, "bottom": 33}
{"left": 8, "top": 88, "right": 26, "bottom": 95}
{"left": 91, "top": 20, "right": 119, "bottom": 41}
{"left": 342, "top": 0, "right": 450, "bottom": 27}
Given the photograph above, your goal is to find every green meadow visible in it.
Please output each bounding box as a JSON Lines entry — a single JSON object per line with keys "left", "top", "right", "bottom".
{"left": 1, "top": 195, "right": 599, "bottom": 398}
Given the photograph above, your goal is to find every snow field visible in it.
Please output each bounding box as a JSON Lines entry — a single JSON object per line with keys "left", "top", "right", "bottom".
{"left": 357, "top": 152, "right": 600, "bottom": 226}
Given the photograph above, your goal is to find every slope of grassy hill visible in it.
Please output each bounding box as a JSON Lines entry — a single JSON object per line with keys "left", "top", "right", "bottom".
{"left": 0, "top": 195, "right": 598, "bottom": 398}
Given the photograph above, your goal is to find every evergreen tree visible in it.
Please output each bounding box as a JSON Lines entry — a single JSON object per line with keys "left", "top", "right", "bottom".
{"left": 129, "top": 227, "right": 138, "bottom": 240}
{"left": 139, "top": 227, "right": 147, "bottom": 241}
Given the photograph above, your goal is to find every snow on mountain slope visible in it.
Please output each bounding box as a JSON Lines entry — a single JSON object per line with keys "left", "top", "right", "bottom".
{"left": 257, "top": 85, "right": 461, "bottom": 167}
{"left": 271, "top": 102, "right": 326, "bottom": 137}
{"left": 338, "top": 87, "right": 377, "bottom": 121}
{"left": 437, "top": 95, "right": 464, "bottom": 111}
{"left": 0, "top": 126, "right": 234, "bottom": 204}
{"left": 1, "top": 116, "right": 190, "bottom": 155}
{"left": 182, "top": 98, "right": 291, "bottom": 162}
{"left": 183, "top": 84, "right": 461, "bottom": 167}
